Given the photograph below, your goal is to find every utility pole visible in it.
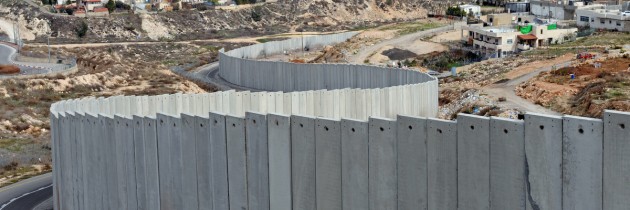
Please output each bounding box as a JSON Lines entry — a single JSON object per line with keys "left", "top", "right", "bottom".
{"left": 48, "top": 35, "right": 51, "bottom": 63}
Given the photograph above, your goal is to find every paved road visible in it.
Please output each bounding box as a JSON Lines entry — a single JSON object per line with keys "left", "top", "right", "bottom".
{"left": 482, "top": 62, "right": 571, "bottom": 115}
{"left": 0, "top": 173, "right": 53, "bottom": 210}
{"left": 0, "top": 44, "right": 71, "bottom": 78}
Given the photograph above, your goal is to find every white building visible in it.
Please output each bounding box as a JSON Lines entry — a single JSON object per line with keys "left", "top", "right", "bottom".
{"left": 530, "top": 0, "right": 586, "bottom": 20}
{"left": 576, "top": 4, "right": 630, "bottom": 31}
{"left": 459, "top": 4, "right": 482, "bottom": 17}
{"left": 461, "top": 23, "right": 578, "bottom": 58}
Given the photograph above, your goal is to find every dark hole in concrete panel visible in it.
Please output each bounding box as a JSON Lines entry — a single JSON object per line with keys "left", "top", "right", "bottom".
{"left": 380, "top": 127, "right": 384, "bottom": 131}
{"left": 232, "top": 123, "right": 236, "bottom": 127}
{"left": 578, "top": 128, "right": 584, "bottom": 134}
{"left": 325, "top": 126, "right": 329, "bottom": 131}
{"left": 160, "top": 120, "right": 164, "bottom": 124}
{"left": 200, "top": 124, "right": 204, "bottom": 127}
{"left": 173, "top": 123, "right": 176, "bottom": 127}
{"left": 504, "top": 129, "right": 508, "bottom": 134}
{"left": 620, "top": 124, "right": 626, "bottom": 129}
{"left": 300, "top": 123, "right": 304, "bottom": 128}
{"left": 253, "top": 119, "right": 256, "bottom": 124}
{"left": 214, "top": 120, "right": 218, "bottom": 124}
{"left": 470, "top": 125, "right": 475, "bottom": 130}
{"left": 275, "top": 120, "right": 279, "bottom": 126}
{"left": 437, "top": 129, "right": 442, "bottom": 134}
{"left": 351, "top": 128, "right": 355, "bottom": 132}
{"left": 408, "top": 125, "right": 413, "bottom": 130}
{"left": 540, "top": 125, "right": 545, "bottom": 130}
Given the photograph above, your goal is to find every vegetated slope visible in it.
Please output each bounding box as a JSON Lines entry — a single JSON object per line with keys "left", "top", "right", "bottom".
{"left": 0, "top": 0, "right": 470, "bottom": 43}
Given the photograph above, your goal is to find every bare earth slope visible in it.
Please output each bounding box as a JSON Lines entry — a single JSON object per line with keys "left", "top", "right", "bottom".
{"left": 0, "top": 0, "right": 471, "bottom": 43}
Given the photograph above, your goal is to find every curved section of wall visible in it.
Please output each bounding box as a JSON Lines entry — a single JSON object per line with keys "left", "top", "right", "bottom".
{"left": 217, "top": 31, "right": 438, "bottom": 119}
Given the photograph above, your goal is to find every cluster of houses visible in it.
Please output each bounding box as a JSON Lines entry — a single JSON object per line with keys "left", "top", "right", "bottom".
{"left": 52, "top": 0, "right": 248, "bottom": 15}
{"left": 456, "top": 0, "right": 630, "bottom": 58}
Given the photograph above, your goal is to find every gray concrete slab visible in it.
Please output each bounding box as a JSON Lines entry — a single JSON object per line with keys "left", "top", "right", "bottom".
{"left": 181, "top": 114, "right": 199, "bottom": 210}
{"left": 341, "top": 119, "right": 369, "bottom": 210}
{"left": 490, "top": 117, "right": 525, "bottom": 210}
{"left": 142, "top": 117, "right": 161, "bottom": 210}
{"left": 524, "top": 113, "right": 562, "bottom": 210}
{"left": 396, "top": 115, "right": 428, "bottom": 210}
{"left": 457, "top": 114, "right": 490, "bottom": 210}
{"left": 210, "top": 113, "right": 230, "bottom": 210}
{"left": 427, "top": 118, "right": 457, "bottom": 210}
{"left": 132, "top": 116, "right": 147, "bottom": 210}
{"left": 603, "top": 110, "right": 630, "bottom": 210}
{"left": 156, "top": 114, "right": 174, "bottom": 210}
{"left": 226, "top": 115, "right": 248, "bottom": 210}
{"left": 246, "top": 112, "right": 270, "bottom": 210}
{"left": 368, "top": 117, "right": 397, "bottom": 210}
{"left": 563, "top": 115, "right": 603, "bottom": 210}
{"left": 268, "top": 114, "right": 292, "bottom": 210}
{"left": 291, "top": 115, "right": 317, "bottom": 210}
{"left": 315, "top": 118, "right": 342, "bottom": 210}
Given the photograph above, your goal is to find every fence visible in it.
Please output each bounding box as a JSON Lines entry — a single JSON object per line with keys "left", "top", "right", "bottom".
{"left": 50, "top": 96, "right": 630, "bottom": 210}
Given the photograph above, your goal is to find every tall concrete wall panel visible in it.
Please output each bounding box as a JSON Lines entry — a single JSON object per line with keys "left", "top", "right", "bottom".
{"left": 315, "top": 118, "right": 342, "bottom": 210}
{"left": 562, "top": 116, "right": 603, "bottom": 210}
{"left": 396, "top": 115, "right": 428, "bottom": 210}
{"left": 489, "top": 118, "right": 525, "bottom": 210}
{"left": 51, "top": 93, "right": 630, "bottom": 209}
{"left": 290, "top": 115, "right": 316, "bottom": 210}
{"left": 457, "top": 114, "right": 490, "bottom": 210}
{"left": 524, "top": 113, "right": 562, "bottom": 210}
{"left": 341, "top": 119, "right": 369, "bottom": 210}
{"left": 369, "top": 118, "right": 397, "bottom": 210}
{"left": 603, "top": 110, "right": 630, "bottom": 210}
{"left": 427, "top": 118, "right": 457, "bottom": 210}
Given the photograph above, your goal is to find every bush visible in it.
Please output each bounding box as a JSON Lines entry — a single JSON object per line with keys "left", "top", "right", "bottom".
{"left": 251, "top": 11, "right": 261, "bottom": 22}
{"left": 446, "top": 6, "right": 465, "bottom": 17}
{"left": 76, "top": 21, "right": 88, "bottom": 38}
{"left": 3, "top": 161, "right": 18, "bottom": 171}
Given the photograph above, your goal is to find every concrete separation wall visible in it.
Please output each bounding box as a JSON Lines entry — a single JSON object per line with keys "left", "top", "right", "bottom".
{"left": 49, "top": 97, "right": 630, "bottom": 210}
{"left": 216, "top": 31, "right": 439, "bottom": 119}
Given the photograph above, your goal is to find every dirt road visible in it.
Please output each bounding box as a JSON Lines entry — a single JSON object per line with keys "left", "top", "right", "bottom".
{"left": 482, "top": 60, "right": 573, "bottom": 116}
{"left": 348, "top": 24, "right": 458, "bottom": 64}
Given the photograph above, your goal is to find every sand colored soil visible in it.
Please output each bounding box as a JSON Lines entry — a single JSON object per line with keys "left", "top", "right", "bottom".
{"left": 0, "top": 65, "right": 20, "bottom": 74}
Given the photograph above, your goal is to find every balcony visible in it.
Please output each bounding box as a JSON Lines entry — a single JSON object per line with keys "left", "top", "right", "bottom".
{"left": 517, "top": 44, "right": 531, "bottom": 51}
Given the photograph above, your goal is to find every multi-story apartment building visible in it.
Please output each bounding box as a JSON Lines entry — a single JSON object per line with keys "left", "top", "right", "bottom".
{"left": 576, "top": 3, "right": 630, "bottom": 31}
{"left": 461, "top": 22, "right": 578, "bottom": 58}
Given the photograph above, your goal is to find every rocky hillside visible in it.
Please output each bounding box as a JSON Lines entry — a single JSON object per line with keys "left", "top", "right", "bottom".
{"left": 0, "top": 0, "right": 471, "bottom": 43}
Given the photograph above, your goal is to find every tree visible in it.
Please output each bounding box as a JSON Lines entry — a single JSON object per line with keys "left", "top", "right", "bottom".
{"left": 106, "top": 0, "right": 116, "bottom": 13}
{"left": 446, "top": 6, "right": 465, "bottom": 17}
{"left": 76, "top": 21, "right": 88, "bottom": 38}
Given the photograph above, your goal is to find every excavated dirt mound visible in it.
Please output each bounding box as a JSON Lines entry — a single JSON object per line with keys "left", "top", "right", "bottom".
{"left": 0, "top": 65, "right": 20, "bottom": 74}
{"left": 381, "top": 48, "right": 417, "bottom": 60}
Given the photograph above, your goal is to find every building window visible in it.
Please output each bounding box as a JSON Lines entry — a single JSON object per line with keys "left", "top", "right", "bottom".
{"left": 601, "top": 19, "right": 605, "bottom": 24}
{"left": 541, "top": 29, "right": 543, "bottom": 34}
{"left": 507, "top": 39, "right": 513, "bottom": 44}
{"left": 617, "top": 21, "right": 622, "bottom": 26}
{"left": 610, "top": 20, "right": 612, "bottom": 24}
{"left": 580, "top": 16, "right": 589, "bottom": 22}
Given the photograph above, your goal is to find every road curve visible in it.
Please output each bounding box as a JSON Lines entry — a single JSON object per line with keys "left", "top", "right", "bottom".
{"left": 0, "top": 173, "right": 52, "bottom": 210}
{"left": 482, "top": 62, "right": 570, "bottom": 115}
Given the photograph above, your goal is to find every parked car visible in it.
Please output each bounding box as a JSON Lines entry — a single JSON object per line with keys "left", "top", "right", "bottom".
{"left": 577, "top": 52, "right": 594, "bottom": 60}
{"left": 427, "top": 70, "right": 440, "bottom": 76}
{"left": 621, "top": 11, "right": 630, "bottom": 16}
